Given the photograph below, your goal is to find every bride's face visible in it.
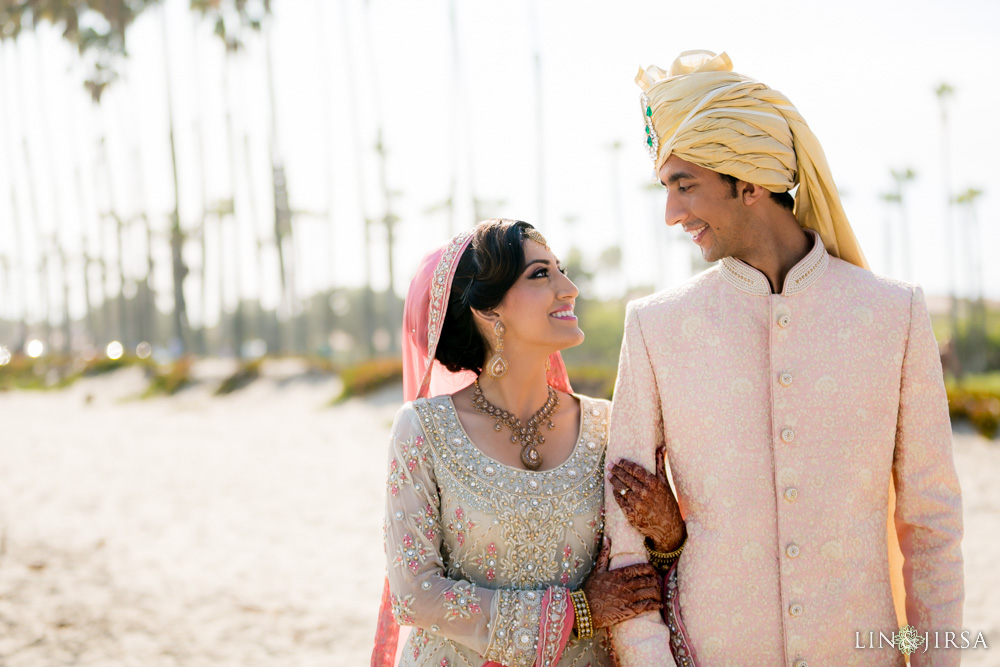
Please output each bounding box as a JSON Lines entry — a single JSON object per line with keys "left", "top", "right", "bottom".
{"left": 491, "top": 240, "right": 584, "bottom": 355}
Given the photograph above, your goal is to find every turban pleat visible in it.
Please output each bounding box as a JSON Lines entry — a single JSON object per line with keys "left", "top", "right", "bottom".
{"left": 638, "top": 51, "right": 868, "bottom": 269}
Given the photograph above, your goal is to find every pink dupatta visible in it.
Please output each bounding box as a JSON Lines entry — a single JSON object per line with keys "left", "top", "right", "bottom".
{"left": 372, "top": 225, "right": 574, "bottom": 666}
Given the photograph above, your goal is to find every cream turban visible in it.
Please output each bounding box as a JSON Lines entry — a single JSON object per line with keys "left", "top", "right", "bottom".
{"left": 637, "top": 50, "right": 868, "bottom": 269}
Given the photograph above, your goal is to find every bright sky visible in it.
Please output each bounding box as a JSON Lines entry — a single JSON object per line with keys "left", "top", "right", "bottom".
{"left": 1, "top": 0, "right": 998, "bottom": 327}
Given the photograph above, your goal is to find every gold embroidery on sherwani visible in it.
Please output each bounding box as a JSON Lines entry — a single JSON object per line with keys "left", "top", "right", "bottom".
{"left": 385, "top": 395, "right": 612, "bottom": 666}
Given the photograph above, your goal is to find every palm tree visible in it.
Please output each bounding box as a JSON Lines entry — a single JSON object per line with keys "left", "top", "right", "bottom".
{"left": 93, "top": 165, "right": 113, "bottom": 346}
{"left": 314, "top": 0, "right": 338, "bottom": 352}
{"left": 935, "top": 82, "right": 957, "bottom": 345}
{"left": 339, "top": 0, "right": 375, "bottom": 357}
{"left": 55, "top": 241, "right": 74, "bottom": 353}
{"left": 642, "top": 180, "right": 671, "bottom": 290}
{"left": 223, "top": 29, "right": 248, "bottom": 357}
{"left": 94, "top": 130, "right": 130, "bottom": 349}
{"left": 878, "top": 191, "right": 899, "bottom": 276}
{"left": 445, "top": 0, "right": 467, "bottom": 237}
{"left": 21, "top": 138, "right": 52, "bottom": 350}
{"left": 0, "top": 40, "right": 28, "bottom": 351}
{"left": 607, "top": 141, "right": 626, "bottom": 292}
{"left": 0, "top": 253, "right": 11, "bottom": 341}
{"left": 127, "top": 151, "right": 158, "bottom": 352}
{"left": 263, "top": 19, "right": 301, "bottom": 352}
{"left": 156, "top": 3, "right": 193, "bottom": 355}
{"left": 373, "top": 129, "right": 403, "bottom": 352}
{"left": 186, "top": 10, "right": 211, "bottom": 355}
{"left": 889, "top": 167, "right": 916, "bottom": 281}
{"left": 954, "top": 187, "right": 986, "bottom": 374}
{"left": 526, "top": 0, "right": 544, "bottom": 223}
{"left": 73, "top": 167, "right": 99, "bottom": 349}
{"left": 25, "top": 26, "right": 74, "bottom": 352}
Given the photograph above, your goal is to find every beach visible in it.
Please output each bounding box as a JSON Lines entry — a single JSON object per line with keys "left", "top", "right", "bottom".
{"left": 1, "top": 362, "right": 997, "bottom": 665}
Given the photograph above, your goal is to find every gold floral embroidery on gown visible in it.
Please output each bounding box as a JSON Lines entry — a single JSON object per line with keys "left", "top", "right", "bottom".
{"left": 383, "top": 394, "right": 612, "bottom": 666}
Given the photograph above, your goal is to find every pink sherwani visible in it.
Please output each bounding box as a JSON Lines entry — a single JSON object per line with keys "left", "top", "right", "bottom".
{"left": 606, "top": 232, "right": 963, "bottom": 667}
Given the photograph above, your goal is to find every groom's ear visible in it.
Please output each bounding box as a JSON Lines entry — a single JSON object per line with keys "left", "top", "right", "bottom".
{"left": 740, "top": 181, "right": 768, "bottom": 206}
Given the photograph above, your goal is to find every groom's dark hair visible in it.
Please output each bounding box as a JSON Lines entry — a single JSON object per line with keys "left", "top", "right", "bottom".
{"left": 436, "top": 219, "right": 534, "bottom": 374}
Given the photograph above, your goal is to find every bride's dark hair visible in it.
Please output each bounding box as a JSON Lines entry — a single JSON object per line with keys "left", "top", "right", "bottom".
{"left": 435, "top": 219, "right": 536, "bottom": 374}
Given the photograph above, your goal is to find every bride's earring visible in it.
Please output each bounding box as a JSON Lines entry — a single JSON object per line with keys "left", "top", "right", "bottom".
{"left": 486, "top": 320, "right": 508, "bottom": 379}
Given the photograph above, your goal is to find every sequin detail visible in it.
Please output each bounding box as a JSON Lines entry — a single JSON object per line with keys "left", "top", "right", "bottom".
{"left": 424, "top": 232, "right": 474, "bottom": 357}
{"left": 475, "top": 542, "right": 498, "bottom": 582}
{"left": 558, "top": 545, "right": 585, "bottom": 586}
{"left": 394, "top": 533, "right": 430, "bottom": 575}
{"left": 442, "top": 582, "right": 482, "bottom": 620}
{"left": 387, "top": 458, "right": 409, "bottom": 497}
{"left": 410, "top": 628, "right": 431, "bottom": 660}
{"left": 664, "top": 564, "right": 696, "bottom": 666}
{"left": 447, "top": 507, "right": 475, "bottom": 547}
{"left": 483, "top": 588, "right": 544, "bottom": 667}
{"left": 411, "top": 503, "right": 440, "bottom": 542}
{"left": 391, "top": 592, "right": 416, "bottom": 625}
{"left": 538, "top": 588, "right": 571, "bottom": 666}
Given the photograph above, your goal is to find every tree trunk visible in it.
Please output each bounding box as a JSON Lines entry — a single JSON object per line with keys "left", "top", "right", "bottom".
{"left": 21, "top": 137, "right": 51, "bottom": 348}
{"left": 31, "top": 36, "right": 72, "bottom": 353}
{"left": 222, "top": 47, "right": 245, "bottom": 358}
{"left": 264, "top": 23, "right": 296, "bottom": 354}
{"left": 1, "top": 110, "right": 27, "bottom": 351}
{"left": 374, "top": 130, "right": 398, "bottom": 352}
{"left": 161, "top": 7, "right": 190, "bottom": 354}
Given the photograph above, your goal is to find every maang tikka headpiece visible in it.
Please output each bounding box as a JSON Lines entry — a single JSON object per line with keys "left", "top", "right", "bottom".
{"left": 523, "top": 227, "right": 550, "bottom": 250}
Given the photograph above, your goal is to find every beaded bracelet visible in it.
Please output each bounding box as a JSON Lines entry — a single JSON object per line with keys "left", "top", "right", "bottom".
{"left": 570, "top": 590, "right": 594, "bottom": 639}
{"left": 645, "top": 536, "right": 686, "bottom": 571}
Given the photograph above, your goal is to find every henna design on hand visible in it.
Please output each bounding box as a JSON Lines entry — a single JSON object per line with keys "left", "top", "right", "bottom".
{"left": 608, "top": 445, "right": 686, "bottom": 551}
{"left": 582, "top": 539, "right": 663, "bottom": 629}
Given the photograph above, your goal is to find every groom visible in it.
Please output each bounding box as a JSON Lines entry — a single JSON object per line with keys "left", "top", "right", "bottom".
{"left": 604, "top": 51, "right": 963, "bottom": 666}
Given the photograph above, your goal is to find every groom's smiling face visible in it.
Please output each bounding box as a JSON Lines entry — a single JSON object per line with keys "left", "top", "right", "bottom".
{"left": 658, "top": 155, "right": 753, "bottom": 263}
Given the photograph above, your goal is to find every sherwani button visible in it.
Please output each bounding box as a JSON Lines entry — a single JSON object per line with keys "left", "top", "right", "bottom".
{"left": 793, "top": 661, "right": 808, "bottom": 667}
{"left": 785, "top": 488, "right": 799, "bottom": 502}
{"left": 789, "top": 603, "right": 804, "bottom": 617}
{"left": 781, "top": 428, "right": 795, "bottom": 443}
{"left": 778, "top": 314, "right": 791, "bottom": 328}
{"left": 779, "top": 372, "right": 793, "bottom": 387}
{"left": 786, "top": 544, "right": 800, "bottom": 558}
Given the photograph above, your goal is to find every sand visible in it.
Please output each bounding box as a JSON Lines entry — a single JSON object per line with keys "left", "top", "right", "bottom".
{"left": 0, "top": 363, "right": 996, "bottom": 666}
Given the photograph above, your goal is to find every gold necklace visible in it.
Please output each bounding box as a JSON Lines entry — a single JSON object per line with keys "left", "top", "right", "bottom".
{"left": 471, "top": 378, "right": 559, "bottom": 470}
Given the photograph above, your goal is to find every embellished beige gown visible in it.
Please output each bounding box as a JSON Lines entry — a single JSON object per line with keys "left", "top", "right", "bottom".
{"left": 383, "top": 394, "right": 613, "bottom": 666}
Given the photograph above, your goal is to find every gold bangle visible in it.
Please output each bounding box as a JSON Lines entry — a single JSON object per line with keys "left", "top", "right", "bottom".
{"left": 645, "top": 536, "right": 686, "bottom": 570}
{"left": 570, "top": 590, "right": 594, "bottom": 639}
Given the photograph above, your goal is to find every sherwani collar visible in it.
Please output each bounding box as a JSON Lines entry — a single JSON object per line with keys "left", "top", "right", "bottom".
{"left": 719, "top": 229, "right": 829, "bottom": 297}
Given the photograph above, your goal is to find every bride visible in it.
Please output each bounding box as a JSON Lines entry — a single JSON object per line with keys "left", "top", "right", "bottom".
{"left": 372, "top": 220, "right": 673, "bottom": 666}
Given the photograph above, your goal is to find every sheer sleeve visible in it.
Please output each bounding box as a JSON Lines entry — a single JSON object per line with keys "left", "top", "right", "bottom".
{"left": 383, "top": 404, "right": 574, "bottom": 666}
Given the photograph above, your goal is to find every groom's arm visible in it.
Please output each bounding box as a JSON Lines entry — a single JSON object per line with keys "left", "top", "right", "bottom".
{"left": 605, "top": 301, "right": 674, "bottom": 665}
{"left": 893, "top": 285, "right": 964, "bottom": 667}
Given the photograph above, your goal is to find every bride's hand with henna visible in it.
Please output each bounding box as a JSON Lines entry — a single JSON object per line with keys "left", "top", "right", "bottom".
{"left": 608, "top": 445, "right": 686, "bottom": 552}
{"left": 581, "top": 539, "right": 662, "bottom": 629}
